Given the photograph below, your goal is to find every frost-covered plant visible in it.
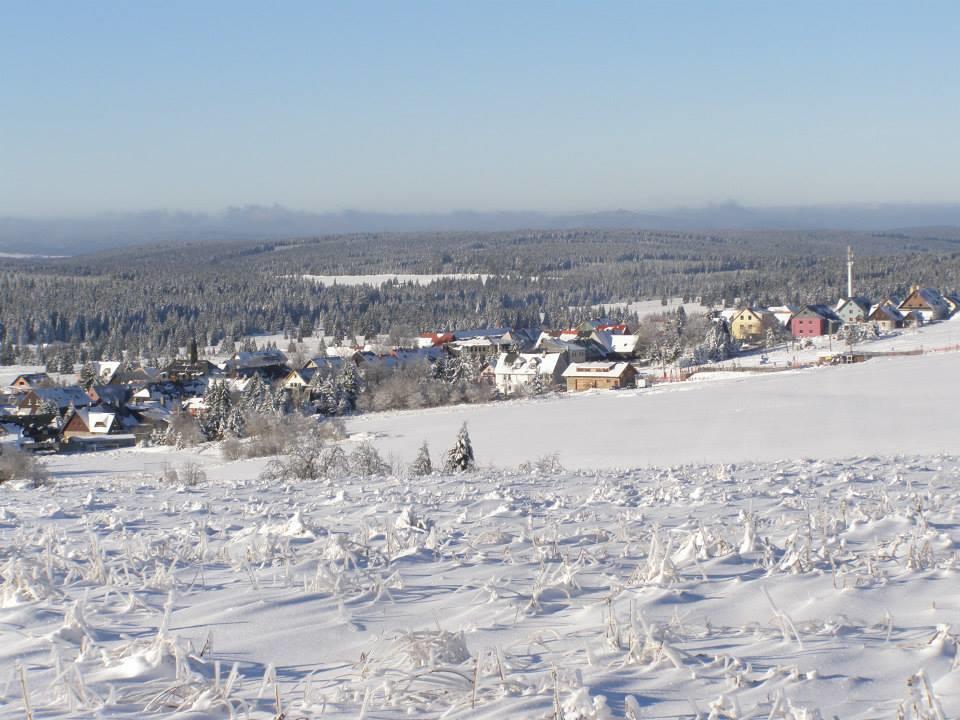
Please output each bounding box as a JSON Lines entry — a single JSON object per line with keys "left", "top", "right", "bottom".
{"left": 349, "top": 442, "right": 390, "bottom": 477}
{"left": 0, "top": 448, "right": 49, "bottom": 487}
{"left": 409, "top": 441, "right": 433, "bottom": 477}
{"left": 444, "top": 423, "right": 475, "bottom": 473}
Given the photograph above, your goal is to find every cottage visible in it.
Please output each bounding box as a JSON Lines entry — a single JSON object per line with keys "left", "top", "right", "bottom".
{"left": 562, "top": 362, "right": 637, "bottom": 392}
{"left": 729, "top": 308, "right": 779, "bottom": 343}
{"left": 898, "top": 287, "right": 951, "bottom": 323}
{"left": 61, "top": 408, "right": 137, "bottom": 448}
{"left": 493, "top": 352, "right": 567, "bottom": 396}
{"left": 790, "top": 305, "right": 841, "bottom": 338}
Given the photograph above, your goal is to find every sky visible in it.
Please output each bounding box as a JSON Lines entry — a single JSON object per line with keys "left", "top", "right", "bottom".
{"left": 2, "top": 1, "right": 959, "bottom": 217}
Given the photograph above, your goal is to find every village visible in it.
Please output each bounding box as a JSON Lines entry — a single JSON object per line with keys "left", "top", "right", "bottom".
{"left": 1, "top": 266, "right": 956, "bottom": 456}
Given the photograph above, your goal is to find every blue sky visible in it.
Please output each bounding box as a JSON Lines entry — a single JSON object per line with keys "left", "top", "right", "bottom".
{"left": 2, "top": 1, "right": 958, "bottom": 216}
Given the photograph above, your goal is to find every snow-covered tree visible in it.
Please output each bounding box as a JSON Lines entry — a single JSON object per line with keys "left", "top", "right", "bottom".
{"left": 410, "top": 441, "right": 433, "bottom": 476}
{"left": 444, "top": 423, "right": 475, "bottom": 473}
{"left": 78, "top": 362, "right": 98, "bottom": 390}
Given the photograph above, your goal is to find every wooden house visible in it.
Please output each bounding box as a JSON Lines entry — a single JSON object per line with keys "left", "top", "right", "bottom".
{"left": 562, "top": 362, "right": 637, "bottom": 392}
{"left": 898, "top": 287, "right": 950, "bottom": 323}
{"left": 867, "top": 304, "right": 904, "bottom": 332}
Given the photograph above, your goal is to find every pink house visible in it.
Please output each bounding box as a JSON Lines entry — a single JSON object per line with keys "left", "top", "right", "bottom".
{"left": 790, "top": 305, "right": 840, "bottom": 338}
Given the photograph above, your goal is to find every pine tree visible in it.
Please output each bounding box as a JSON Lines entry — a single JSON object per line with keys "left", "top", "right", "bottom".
{"left": 531, "top": 370, "right": 545, "bottom": 395}
{"left": 444, "top": 423, "right": 475, "bottom": 473}
{"left": 78, "top": 362, "right": 98, "bottom": 390}
{"left": 410, "top": 441, "right": 433, "bottom": 476}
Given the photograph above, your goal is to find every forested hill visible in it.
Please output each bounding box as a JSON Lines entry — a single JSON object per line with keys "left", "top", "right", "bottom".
{"left": 1, "top": 228, "right": 959, "bottom": 364}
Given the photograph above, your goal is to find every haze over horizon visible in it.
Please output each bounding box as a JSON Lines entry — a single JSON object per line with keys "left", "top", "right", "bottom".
{"left": 3, "top": 1, "right": 960, "bottom": 220}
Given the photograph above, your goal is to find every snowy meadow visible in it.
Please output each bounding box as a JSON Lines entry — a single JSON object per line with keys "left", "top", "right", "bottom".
{"left": 2, "top": 448, "right": 960, "bottom": 719}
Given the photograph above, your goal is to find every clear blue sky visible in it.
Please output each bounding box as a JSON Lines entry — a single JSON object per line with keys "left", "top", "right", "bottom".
{"left": 2, "top": 1, "right": 958, "bottom": 216}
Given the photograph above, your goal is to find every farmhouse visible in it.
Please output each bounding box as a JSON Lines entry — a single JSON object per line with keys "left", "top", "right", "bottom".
{"left": 562, "top": 362, "right": 637, "bottom": 392}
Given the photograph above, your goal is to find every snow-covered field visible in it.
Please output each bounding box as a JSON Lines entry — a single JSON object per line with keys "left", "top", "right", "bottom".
{"left": 3, "top": 446, "right": 960, "bottom": 719}
{"left": 301, "top": 273, "right": 491, "bottom": 287}
{"left": 3, "top": 351, "right": 960, "bottom": 719}
{"left": 348, "top": 351, "right": 960, "bottom": 469}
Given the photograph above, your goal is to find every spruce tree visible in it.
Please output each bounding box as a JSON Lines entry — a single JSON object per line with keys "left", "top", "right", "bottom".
{"left": 78, "top": 362, "right": 98, "bottom": 390}
{"left": 444, "top": 423, "right": 475, "bottom": 473}
{"left": 410, "top": 441, "right": 433, "bottom": 476}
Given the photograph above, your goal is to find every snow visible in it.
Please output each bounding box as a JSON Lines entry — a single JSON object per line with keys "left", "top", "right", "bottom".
{"left": 300, "top": 272, "right": 491, "bottom": 287}
{"left": 349, "top": 351, "right": 959, "bottom": 469}
{"left": 2, "top": 349, "right": 960, "bottom": 718}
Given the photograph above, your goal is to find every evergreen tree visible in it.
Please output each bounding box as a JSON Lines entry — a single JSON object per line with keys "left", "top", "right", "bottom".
{"left": 410, "top": 441, "right": 433, "bottom": 476}
{"left": 78, "top": 362, "right": 98, "bottom": 390}
{"left": 444, "top": 423, "right": 475, "bottom": 473}
{"left": 200, "top": 380, "right": 233, "bottom": 440}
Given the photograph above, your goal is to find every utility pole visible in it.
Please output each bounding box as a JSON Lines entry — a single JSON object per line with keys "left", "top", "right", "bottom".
{"left": 847, "top": 245, "right": 854, "bottom": 299}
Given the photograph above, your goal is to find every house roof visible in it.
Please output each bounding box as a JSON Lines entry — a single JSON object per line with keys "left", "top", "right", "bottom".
{"left": 25, "top": 386, "right": 92, "bottom": 409}
{"left": 868, "top": 304, "right": 904, "bottom": 322}
{"left": 562, "top": 361, "right": 634, "bottom": 379}
{"left": 10, "top": 372, "right": 51, "bottom": 388}
{"left": 494, "top": 352, "right": 563, "bottom": 377}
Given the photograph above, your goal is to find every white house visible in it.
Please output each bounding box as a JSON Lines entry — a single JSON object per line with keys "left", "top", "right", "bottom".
{"left": 493, "top": 352, "right": 567, "bottom": 396}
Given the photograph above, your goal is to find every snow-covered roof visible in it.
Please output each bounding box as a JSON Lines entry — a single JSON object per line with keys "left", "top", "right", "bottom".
{"left": 494, "top": 353, "right": 563, "bottom": 377}
{"left": 610, "top": 334, "right": 640, "bottom": 353}
{"left": 562, "top": 362, "right": 633, "bottom": 379}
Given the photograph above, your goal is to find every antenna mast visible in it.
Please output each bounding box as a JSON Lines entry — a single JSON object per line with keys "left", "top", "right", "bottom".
{"left": 846, "top": 245, "right": 854, "bottom": 298}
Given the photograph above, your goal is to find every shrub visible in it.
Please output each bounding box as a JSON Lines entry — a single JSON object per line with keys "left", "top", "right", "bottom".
{"left": 0, "top": 448, "right": 49, "bottom": 487}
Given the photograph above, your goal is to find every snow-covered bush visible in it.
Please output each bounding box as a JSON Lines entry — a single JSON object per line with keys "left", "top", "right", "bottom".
{"left": 409, "top": 441, "right": 433, "bottom": 476}
{"left": 0, "top": 448, "right": 49, "bottom": 487}
{"left": 349, "top": 442, "right": 390, "bottom": 476}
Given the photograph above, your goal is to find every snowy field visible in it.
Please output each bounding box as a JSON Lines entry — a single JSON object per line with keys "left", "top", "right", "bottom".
{"left": 2, "top": 351, "right": 960, "bottom": 718}
{"left": 301, "top": 273, "right": 491, "bottom": 287}
{"left": 348, "top": 351, "right": 960, "bottom": 469}
{"left": 2, "top": 445, "right": 960, "bottom": 719}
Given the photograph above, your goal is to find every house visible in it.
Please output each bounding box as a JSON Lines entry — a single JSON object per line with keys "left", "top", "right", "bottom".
{"left": 222, "top": 350, "right": 289, "bottom": 380}
{"left": 898, "top": 287, "right": 951, "bottom": 323}
{"left": 790, "top": 305, "right": 841, "bottom": 338}
{"left": 16, "top": 386, "right": 92, "bottom": 415}
{"left": 450, "top": 336, "right": 505, "bottom": 358}
{"left": 608, "top": 333, "right": 643, "bottom": 359}
{"left": 834, "top": 297, "right": 872, "bottom": 325}
{"left": 562, "top": 362, "right": 637, "bottom": 392}
{"left": 303, "top": 355, "right": 346, "bottom": 372}
{"left": 9, "top": 373, "right": 52, "bottom": 391}
{"left": 86, "top": 384, "right": 132, "bottom": 408}
{"left": 729, "top": 308, "right": 779, "bottom": 343}
{"left": 160, "top": 360, "right": 222, "bottom": 383}
{"left": 61, "top": 407, "right": 137, "bottom": 448}
{"left": 943, "top": 292, "right": 960, "bottom": 317}
{"left": 89, "top": 361, "right": 123, "bottom": 385}
{"left": 493, "top": 352, "right": 568, "bottom": 396}
{"left": 767, "top": 305, "right": 800, "bottom": 327}
{"left": 417, "top": 332, "right": 455, "bottom": 348}
{"left": 867, "top": 304, "right": 904, "bottom": 332}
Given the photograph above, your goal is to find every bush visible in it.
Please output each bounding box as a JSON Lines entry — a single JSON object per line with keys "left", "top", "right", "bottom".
{"left": 0, "top": 448, "right": 49, "bottom": 487}
{"left": 349, "top": 442, "right": 390, "bottom": 476}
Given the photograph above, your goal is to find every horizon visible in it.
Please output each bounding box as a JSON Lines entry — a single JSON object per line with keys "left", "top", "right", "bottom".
{"left": 3, "top": 1, "right": 960, "bottom": 217}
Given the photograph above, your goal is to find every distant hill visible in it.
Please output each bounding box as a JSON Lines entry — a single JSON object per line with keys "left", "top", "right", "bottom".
{"left": 3, "top": 203, "right": 960, "bottom": 255}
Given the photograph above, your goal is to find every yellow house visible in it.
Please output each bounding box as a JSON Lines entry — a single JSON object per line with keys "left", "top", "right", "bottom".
{"left": 729, "top": 308, "right": 779, "bottom": 342}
